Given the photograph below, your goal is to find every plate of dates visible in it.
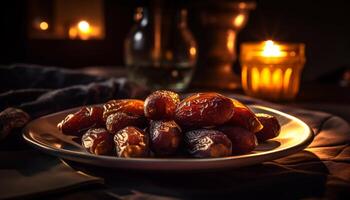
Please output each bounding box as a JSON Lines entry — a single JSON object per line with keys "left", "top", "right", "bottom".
{"left": 23, "top": 91, "right": 313, "bottom": 171}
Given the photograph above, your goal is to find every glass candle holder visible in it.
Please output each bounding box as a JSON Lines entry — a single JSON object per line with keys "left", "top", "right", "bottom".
{"left": 240, "top": 40, "right": 305, "bottom": 101}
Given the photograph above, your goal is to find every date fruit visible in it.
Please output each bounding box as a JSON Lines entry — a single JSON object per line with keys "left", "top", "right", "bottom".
{"left": 106, "top": 112, "right": 147, "bottom": 134}
{"left": 255, "top": 113, "right": 281, "bottom": 142}
{"left": 82, "top": 128, "right": 114, "bottom": 155}
{"left": 185, "top": 129, "right": 232, "bottom": 158}
{"left": 103, "top": 99, "right": 144, "bottom": 121}
{"left": 144, "top": 90, "right": 180, "bottom": 120}
{"left": 58, "top": 106, "right": 104, "bottom": 136}
{"left": 226, "top": 99, "right": 263, "bottom": 133}
{"left": 149, "top": 120, "right": 182, "bottom": 156}
{"left": 114, "top": 126, "right": 149, "bottom": 157}
{"left": 175, "top": 93, "right": 234, "bottom": 128}
{"left": 218, "top": 126, "right": 257, "bottom": 155}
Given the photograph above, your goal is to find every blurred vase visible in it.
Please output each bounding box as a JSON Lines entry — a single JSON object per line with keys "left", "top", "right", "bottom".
{"left": 190, "top": 0, "right": 256, "bottom": 89}
{"left": 124, "top": 1, "right": 197, "bottom": 92}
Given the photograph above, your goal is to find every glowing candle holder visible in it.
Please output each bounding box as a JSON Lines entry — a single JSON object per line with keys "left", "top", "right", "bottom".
{"left": 240, "top": 40, "right": 305, "bottom": 101}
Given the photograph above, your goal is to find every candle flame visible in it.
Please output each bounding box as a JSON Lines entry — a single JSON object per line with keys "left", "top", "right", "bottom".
{"left": 233, "top": 14, "right": 245, "bottom": 27}
{"left": 190, "top": 47, "right": 197, "bottom": 56}
{"left": 78, "top": 20, "right": 90, "bottom": 33}
{"left": 68, "top": 20, "right": 102, "bottom": 40}
{"left": 39, "top": 21, "right": 49, "bottom": 30}
{"left": 262, "top": 40, "right": 286, "bottom": 57}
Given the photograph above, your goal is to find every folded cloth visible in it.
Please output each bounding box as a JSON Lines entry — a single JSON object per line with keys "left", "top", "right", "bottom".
{"left": 0, "top": 64, "right": 148, "bottom": 117}
{"left": 0, "top": 64, "right": 147, "bottom": 200}
{"left": 0, "top": 64, "right": 105, "bottom": 93}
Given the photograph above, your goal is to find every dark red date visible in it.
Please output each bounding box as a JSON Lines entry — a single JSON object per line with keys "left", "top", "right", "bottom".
{"left": 82, "top": 128, "right": 114, "bottom": 155}
{"left": 144, "top": 90, "right": 180, "bottom": 120}
{"left": 57, "top": 106, "right": 104, "bottom": 136}
{"left": 185, "top": 129, "right": 232, "bottom": 158}
{"left": 149, "top": 120, "right": 182, "bottom": 156}
{"left": 226, "top": 99, "right": 263, "bottom": 133}
{"left": 175, "top": 93, "right": 234, "bottom": 128}
{"left": 255, "top": 113, "right": 281, "bottom": 142}
{"left": 103, "top": 99, "right": 144, "bottom": 121}
{"left": 114, "top": 126, "right": 149, "bottom": 157}
{"left": 218, "top": 126, "right": 257, "bottom": 155}
{"left": 106, "top": 112, "right": 147, "bottom": 134}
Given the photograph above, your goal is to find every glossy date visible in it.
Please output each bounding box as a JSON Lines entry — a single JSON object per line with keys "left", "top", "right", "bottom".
{"left": 175, "top": 93, "right": 234, "bottom": 128}
{"left": 103, "top": 99, "right": 144, "bottom": 121}
{"left": 82, "top": 128, "right": 114, "bottom": 155}
{"left": 185, "top": 129, "right": 232, "bottom": 158}
{"left": 114, "top": 126, "right": 149, "bottom": 157}
{"left": 255, "top": 113, "right": 281, "bottom": 142}
{"left": 218, "top": 126, "right": 257, "bottom": 155}
{"left": 226, "top": 99, "right": 263, "bottom": 133}
{"left": 57, "top": 106, "right": 104, "bottom": 136}
{"left": 106, "top": 112, "right": 147, "bottom": 134}
{"left": 149, "top": 120, "right": 182, "bottom": 156}
{"left": 144, "top": 90, "right": 180, "bottom": 120}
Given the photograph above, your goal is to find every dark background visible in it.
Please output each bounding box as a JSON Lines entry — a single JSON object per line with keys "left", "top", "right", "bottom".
{"left": 1, "top": 0, "right": 350, "bottom": 82}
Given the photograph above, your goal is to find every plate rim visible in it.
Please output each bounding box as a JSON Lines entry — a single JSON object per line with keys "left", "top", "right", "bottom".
{"left": 22, "top": 105, "right": 314, "bottom": 166}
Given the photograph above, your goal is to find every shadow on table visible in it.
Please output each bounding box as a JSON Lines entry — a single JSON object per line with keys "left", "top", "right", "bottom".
{"left": 65, "top": 150, "right": 329, "bottom": 199}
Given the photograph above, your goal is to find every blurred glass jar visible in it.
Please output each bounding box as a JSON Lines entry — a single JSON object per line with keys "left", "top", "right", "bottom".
{"left": 124, "top": 2, "right": 197, "bottom": 92}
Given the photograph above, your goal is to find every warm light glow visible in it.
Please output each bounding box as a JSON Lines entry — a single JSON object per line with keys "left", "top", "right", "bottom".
{"left": 227, "top": 30, "right": 235, "bottom": 53}
{"left": 68, "top": 20, "right": 102, "bottom": 40}
{"left": 189, "top": 47, "right": 197, "bottom": 56}
{"left": 262, "top": 40, "right": 286, "bottom": 57}
{"left": 78, "top": 20, "right": 90, "bottom": 33}
{"left": 39, "top": 21, "right": 49, "bottom": 30}
{"left": 245, "top": 67, "right": 286, "bottom": 95}
{"left": 283, "top": 68, "right": 293, "bottom": 94}
{"left": 251, "top": 67, "right": 260, "bottom": 92}
{"left": 242, "top": 66, "right": 299, "bottom": 100}
{"left": 69, "top": 27, "right": 78, "bottom": 38}
{"left": 272, "top": 69, "right": 283, "bottom": 91}
{"left": 240, "top": 41, "right": 305, "bottom": 100}
{"left": 233, "top": 14, "right": 245, "bottom": 27}
{"left": 241, "top": 66, "right": 248, "bottom": 91}
{"left": 261, "top": 68, "right": 271, "bottom": 88}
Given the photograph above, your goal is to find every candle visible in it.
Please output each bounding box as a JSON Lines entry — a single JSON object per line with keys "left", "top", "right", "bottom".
{"left": 240, "top": 40, "right": 305, "bottom": 101}
{"left": 68, "top": 20, "right": 101, "bottom": 40}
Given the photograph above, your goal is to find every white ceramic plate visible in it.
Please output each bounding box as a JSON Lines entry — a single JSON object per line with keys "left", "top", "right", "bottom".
{"left": 23, "top": 105, "right": 313, "bottom": 171}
